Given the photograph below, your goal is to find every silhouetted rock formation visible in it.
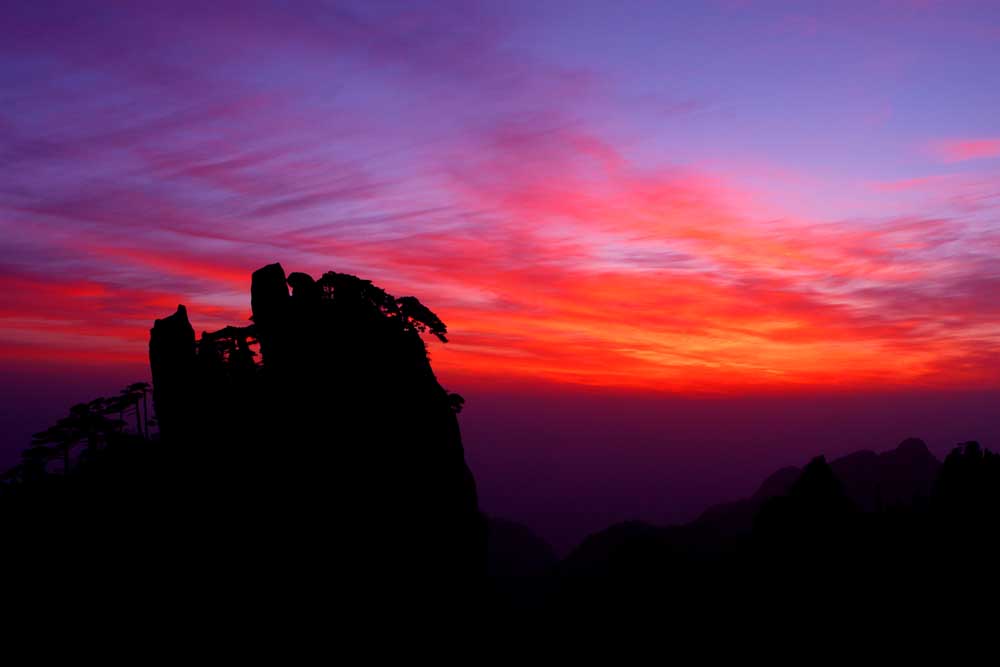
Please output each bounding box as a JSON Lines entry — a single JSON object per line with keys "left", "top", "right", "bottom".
{"left": 147, "top": 262, "right": 486, "bottom": 580}
{"left": 149, "top": 305, "right": 196, "bottom": 443}
{"left": 2, "top": 262, "right": 485, "bottom": 597}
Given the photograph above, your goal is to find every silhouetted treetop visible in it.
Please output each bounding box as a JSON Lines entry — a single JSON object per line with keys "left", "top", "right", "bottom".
{"left": 933, "top": 441, "right": 1000, "bottom": 520}
{"left": 396, "top": 295, "right": 448, "bottom": 342}
{"left": 316, "top": 270, "right": 398, "bottom": 314}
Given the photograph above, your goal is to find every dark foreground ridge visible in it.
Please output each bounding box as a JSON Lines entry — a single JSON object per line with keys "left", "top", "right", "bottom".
{"left": 4, "top": 262, "right": 1000, "bottom": 613}
{"left": 0, "top": 263, "right": 485, "bottom": 596}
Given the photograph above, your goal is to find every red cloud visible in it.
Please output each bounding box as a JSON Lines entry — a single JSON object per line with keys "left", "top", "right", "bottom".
{"left": 3, "top": 3, "right": 999, "bottom": 394}
{"left": 8, "top": 117, "right": 998, "bottom": 393}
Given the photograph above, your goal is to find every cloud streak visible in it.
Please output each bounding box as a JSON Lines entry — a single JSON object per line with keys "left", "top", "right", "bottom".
{"left": 2, "top": 1, "right": 1000, "bottom": 393}
{"left": 930, "top": 138, "right": 1000, "bottom": 163}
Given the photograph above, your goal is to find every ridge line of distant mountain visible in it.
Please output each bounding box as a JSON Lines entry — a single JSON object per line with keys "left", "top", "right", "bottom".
{"left": 493, "top": 437, "right": 943, "bottom": 577}
{"left": 690, "top": 436, "right": 939, "bottom": 537}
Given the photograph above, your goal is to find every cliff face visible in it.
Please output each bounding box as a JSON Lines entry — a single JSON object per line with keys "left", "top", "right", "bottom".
{"left": 149, "top": 262, "right": 485, "bottom": 578}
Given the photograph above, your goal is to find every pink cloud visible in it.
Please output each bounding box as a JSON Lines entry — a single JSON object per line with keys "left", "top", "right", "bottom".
{"left": 930, "top": 138, "right": 1000, "bottom": 163}
{"left": 4, "top": 2, "right": 1000, "bottom": 394}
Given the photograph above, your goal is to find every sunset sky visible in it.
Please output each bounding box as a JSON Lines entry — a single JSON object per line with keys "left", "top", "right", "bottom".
{"left": 3, "top": 1, "right": 1000, "bottom": 546}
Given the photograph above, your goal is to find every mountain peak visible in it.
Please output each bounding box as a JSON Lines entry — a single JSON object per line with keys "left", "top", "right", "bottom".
{"left": 894, "top": 437, "right": 931, "bottom": 457}
{"left": 752, "top": 465, "right": 800, "bottom": 500}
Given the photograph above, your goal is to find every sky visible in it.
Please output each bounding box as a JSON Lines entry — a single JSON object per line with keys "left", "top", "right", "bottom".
{"left": 2, "top": 1, "right": 1000, "bottom": 549}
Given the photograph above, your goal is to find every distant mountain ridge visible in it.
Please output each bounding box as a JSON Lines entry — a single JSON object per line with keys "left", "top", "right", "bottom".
{"left": 691, "top": 437, "right": 940, "bottom": 537}
{"left": 560, "top": 437, "right": 942, "bottom": 574}
{"left": 487, "top": 516, "right": 558, "bottom": 577}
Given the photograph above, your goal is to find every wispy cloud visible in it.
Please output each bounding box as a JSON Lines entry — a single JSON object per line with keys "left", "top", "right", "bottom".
{"left": 929, "top": 138, "right": 1000, "bottom": 163}
{"left": 2, "top": 1, "right": 1000, "bottom": 393}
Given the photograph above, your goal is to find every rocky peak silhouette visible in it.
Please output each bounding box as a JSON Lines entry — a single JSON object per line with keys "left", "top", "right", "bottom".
{"left": 0, "top": 262, "right": 486, "bottom": 605}
{"left": 149, "top": 304, "right": 196, "bottom": 443}
{"left": 147, "top": 262, "right": 485, "bottom": 579}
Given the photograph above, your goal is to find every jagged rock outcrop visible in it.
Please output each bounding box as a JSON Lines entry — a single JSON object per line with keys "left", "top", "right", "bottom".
{"left": 148, "top": 305, "right": 196, "bottom": 443}
{"left": 149, "top": 262, "right": 485, "bottom": 579}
